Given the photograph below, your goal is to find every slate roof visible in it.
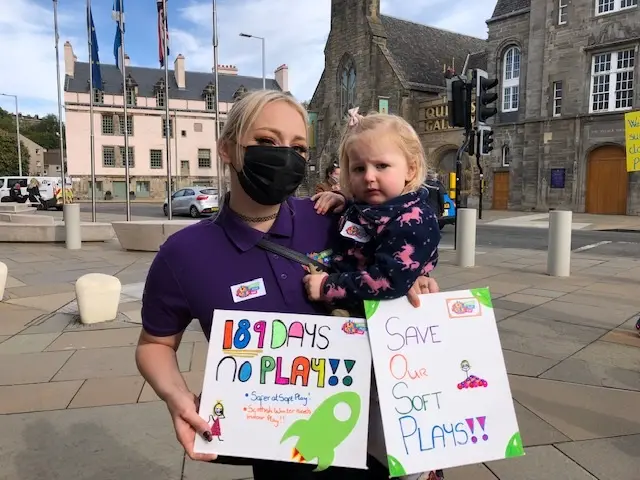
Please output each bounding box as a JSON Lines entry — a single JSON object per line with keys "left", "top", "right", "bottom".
{"left": 491, "top": 0, "right": 531, "bottom": 18}
{"left": 380, "top": 15, "right": 487, "bottom": 90}
{"left": 65, "top": 62, "right": 281, "bottom": 103}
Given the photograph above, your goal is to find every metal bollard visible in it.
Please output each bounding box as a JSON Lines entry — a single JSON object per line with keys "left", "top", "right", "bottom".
{"left": 456, "top": 208, "right": 476, "bottom": 267}
{"left": 547, "top": 210, "right": 572, "bottom": 276}
{"left": 64, "top": 203, "right": 82, "bottom": 250}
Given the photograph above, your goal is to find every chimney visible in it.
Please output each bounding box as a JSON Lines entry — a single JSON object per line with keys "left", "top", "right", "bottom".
{"left": 174, "top": 54, "right": 186, "bottom": 89}
{"left": 64, "top": 41, "right": 76, "bottom": 78}
{"left": 275, "top": 64, "right": 288, "bottom": 92}
{"left": 218, "top": 64, "right": 238, "bottom": 75}
{"left": 124, "top": 54, "right": 131, "bottom": 66}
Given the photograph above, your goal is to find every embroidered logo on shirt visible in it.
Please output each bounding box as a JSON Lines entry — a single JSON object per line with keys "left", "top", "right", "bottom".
{"left": 231, "top": 278, "right": 266, "bottom": 303}
{"left": 340, "top": 220, "right": 370, "bottom": 243}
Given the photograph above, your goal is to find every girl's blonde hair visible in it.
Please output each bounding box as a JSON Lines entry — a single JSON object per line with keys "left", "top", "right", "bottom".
{"left": 218, "top": 89, "right": 308, "bottom": 170}
{"left": 337, "top": 111, "right": 428, "bottom": 198}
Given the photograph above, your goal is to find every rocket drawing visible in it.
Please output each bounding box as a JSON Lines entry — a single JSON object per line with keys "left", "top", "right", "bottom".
{"left": 280, "top": 391, "right": 362, "bottom": 471}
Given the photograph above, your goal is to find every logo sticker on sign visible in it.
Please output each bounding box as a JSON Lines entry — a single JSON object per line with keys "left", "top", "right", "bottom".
{"left": 231, "top": 278, "right": 266, "bottom": 303}
{"left": 340, "top": 220, "right": 370, "bottom": 243}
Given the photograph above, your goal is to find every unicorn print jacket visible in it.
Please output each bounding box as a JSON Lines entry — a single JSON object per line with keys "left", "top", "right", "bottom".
{"left": 321, "top": 188, "right": 440, "bottom": 310}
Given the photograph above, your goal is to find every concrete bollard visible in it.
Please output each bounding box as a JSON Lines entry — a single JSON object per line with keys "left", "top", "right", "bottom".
{"left": 456, "top": 208, "right": 477, "bottom": 268}
{"left": 547, "top": 210, "right": 572, "bottom": 277}
{"left": 64, "top": 203, "right": 81, "bottom": 250}
{"left": 0, "top": 261, "right": 7, "bottom": 301}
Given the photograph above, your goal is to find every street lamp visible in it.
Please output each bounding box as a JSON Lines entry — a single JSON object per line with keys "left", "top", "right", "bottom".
{"left": 239, "top": 33, "right": 265, "bottom": 89}
{"left": 0, "top": 93, "right": 23, "bottom": 176}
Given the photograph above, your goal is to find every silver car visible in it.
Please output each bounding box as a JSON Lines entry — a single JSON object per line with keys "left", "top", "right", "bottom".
{"left": 163, "top": 186, "right": 219, "bottom": 218}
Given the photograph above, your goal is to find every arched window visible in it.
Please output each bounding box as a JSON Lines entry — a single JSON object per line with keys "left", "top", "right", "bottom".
{"left": 339, "top": 56, "right": 356, "bottom": 118}
{"left": 502, "top": 46, "right": 520, "bottom": 112}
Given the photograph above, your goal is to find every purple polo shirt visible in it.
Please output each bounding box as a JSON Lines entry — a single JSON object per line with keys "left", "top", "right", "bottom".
{"left": 141, "top": 197, "right": 337, "bottom": 339}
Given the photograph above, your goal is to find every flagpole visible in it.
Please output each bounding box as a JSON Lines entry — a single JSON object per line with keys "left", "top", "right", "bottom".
{"left": 118, "top": 1, "right": 131, "bottom": 221}
{"left": 53, "top": 0, "right": 67, "bottom": 207}
{"left": 87, "top": 0, "right": 97, "bottom": 222}
{"left": 213, "top": 0, "right": 223, "bottom": 199}
{"left": 162, "top": 0, "right": 173, "bottom": 220}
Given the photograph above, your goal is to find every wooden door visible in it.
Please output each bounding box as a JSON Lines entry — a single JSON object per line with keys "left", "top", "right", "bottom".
{"left": 492, "top": 171, "right": 509, "bottom": 210}
{"left": 586, "top": 146, "right": 627, "bottom": 214}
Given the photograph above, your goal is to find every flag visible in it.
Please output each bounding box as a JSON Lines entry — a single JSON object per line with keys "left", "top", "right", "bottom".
{"left": 112, "top": 0, "right": 125, "bottom": 69}
{"left": 157, "top": 0, "right": 170, "bottom": 67}
{"left": 87, "top": 4, "right": 102, "bottom": 89}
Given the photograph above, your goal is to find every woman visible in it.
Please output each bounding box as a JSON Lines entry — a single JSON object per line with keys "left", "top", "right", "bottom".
{"left": 135, "top": 90, "right": 439, "bottom": 480}
{"left": 315, "top": 162, "right": 341, "bottom": 193}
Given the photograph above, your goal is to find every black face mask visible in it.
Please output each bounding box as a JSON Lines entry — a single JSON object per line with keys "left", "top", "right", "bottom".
{"left": 236, "top": 145, "right": 307, "bottom": 205}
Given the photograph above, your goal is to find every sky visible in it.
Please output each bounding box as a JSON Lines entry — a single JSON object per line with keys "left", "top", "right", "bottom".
{"left": 0, "top": 0, "right": 497, "bottom": 118}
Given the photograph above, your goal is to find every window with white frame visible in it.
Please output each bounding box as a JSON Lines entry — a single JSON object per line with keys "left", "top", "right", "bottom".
{"left": 501, "top": 144, "right": 510, "bottom": 167}
{"left": 559, "top": 0, "right": 568, "bottom": 24}
{"left": 590, "top": 48, "right": 634, "bottom": 113}
{"left": 553, "top": 81, "right": 563, "bottom": 116}
{"left": 596, "top": 0, "right": 637, "bottom": 15}
{"left": 502, "top": 46, "right": 521, "bottom": 112}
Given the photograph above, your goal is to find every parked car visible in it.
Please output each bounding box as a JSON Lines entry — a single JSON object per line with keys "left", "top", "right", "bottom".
{"left": 439, "top": 192, "right": 456, "bottom": 229}
{"left": 163, "top": 186, "right": 219, "bottom": 218}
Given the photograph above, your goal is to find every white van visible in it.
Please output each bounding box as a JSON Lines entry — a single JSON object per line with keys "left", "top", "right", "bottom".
{"left": 0, "top": 176, "right": 71, "bottom": 202}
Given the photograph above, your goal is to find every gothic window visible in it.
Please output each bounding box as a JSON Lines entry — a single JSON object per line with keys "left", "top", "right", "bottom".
{"left": 233, "top": 85, "right": 247, "bottom": 101}
{"left": 339, "top": 56, "right": 356, "bottom": 118}
{"left": 155, "top": 80, "right": 166, "bottom": 107}
{"left": 203, "top": 84, "right": 216, "bottom": 111}
{"left": 502, "top": 46, "right": 520, "bottom": 112}
{"left": 124, "top": 75, "right": 138, "bottom": 107}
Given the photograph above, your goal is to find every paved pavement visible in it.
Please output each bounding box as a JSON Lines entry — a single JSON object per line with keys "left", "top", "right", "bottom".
{"left": 0, "top": 239, "right": 639, "bottom": 479}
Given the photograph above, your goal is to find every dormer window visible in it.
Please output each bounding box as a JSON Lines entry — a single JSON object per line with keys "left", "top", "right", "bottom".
{"left": 203, "top": 83, "right": 215, "bottom": 111}
{"left": 233, "top": 85, "right": 247, "bottom": 101}
{"left": 93, "top": 88, "right": 104, "bottom": 104}
{"left": 155, "top": 79, "right": 166, "bottom": 107}
{"left": 124, "top": 74, "right": 138, "bottom": 107}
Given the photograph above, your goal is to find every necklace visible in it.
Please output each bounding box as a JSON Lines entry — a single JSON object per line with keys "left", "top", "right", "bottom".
{"left": 231, "top": 209, "right": 279, "bottom": 223}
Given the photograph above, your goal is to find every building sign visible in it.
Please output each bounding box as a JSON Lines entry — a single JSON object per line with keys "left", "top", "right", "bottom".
{"left": 424, "top": 99, "right": 476, "bottom": 132}
{"left": 378, "top": 97, "right": 389, "bottom": 114}
{"left": 550, "top": 168, "right": 565, "bottom": 189}
{"left": 625, "top": 110, "right": 640, "bottom": 172}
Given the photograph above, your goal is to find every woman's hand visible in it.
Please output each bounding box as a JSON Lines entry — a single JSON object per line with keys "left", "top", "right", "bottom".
{"left": 166, "top": 389, "right": 218, "bottom": 462}
{"left": 311, "top": 191, "right": 346, "bottom": 215}
{"left": 406, "top": 276, "right": 440, "bottom": 308}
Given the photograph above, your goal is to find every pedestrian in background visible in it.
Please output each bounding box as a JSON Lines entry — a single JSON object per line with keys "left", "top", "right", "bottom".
{"left": 315, "top": 162, "right": 341, "bottom": 193}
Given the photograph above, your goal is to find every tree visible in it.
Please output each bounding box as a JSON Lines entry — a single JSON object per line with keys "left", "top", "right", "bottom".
{"left": 0, "top": 131, "right": 31, "bottom": 176}
{"left": 0, "top": 108, "right": 65, "bottom": 150}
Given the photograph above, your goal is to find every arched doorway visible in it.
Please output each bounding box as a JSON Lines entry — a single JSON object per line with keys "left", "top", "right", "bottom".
{"left": 586, "top": 145, "right": 628, "bottom": 214}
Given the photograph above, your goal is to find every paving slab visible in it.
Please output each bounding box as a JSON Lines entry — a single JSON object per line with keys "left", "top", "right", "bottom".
{"left": 503, "top": 350, "right": 558, "bottom": 376}
{"left": 45, "top": 327, "right": 142, "bottom": 351}
{"left": 0, "top": 380, "right": 83, "bottom": 414}
{"left": 486, "top": 445, "right": 596, "bottom": 479}
{"left": 0, "top": 350, "right": 74, "bottom": 385}
{"left": 0, "top": 332, "right": 60, "bottom": 354}
{"left": 18, "top": 312, "right": 75, "bottom": 334}
{"left": 182, "top": 458, "right": 254, "bottom": 479}
{"left": 68, "top": 375, "right": 145, "bottom": 409}
{"left": 556, "top": 435, "right": 640, "bottom": 480}
{"left": 600, "top": 329, "right": 640, "bottom": 348}
{"left": 514, "top": 401, "right": 571, "bottom": 446}
{"left": 0, "top": 402, "right": 184, "bottom": 480}
{"left": 523, "top": 299, "right": 637, "bottom": 330}
{"left": 509, "top": 375, "right": 640, "bottom": 441}
{"left": 540, "top": 341, "right": 640, "bottom": 391}
{"left": 5, "top": 291, "right": 76, "bottom": 313}
{"left": 0, "top": 304, "right": 48, "bottom": 335}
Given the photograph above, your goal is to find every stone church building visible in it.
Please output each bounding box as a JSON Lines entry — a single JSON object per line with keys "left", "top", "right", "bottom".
{"left": 306, "top": 0, "right": 640, "bottom": 215}
{"left": 306, "top": 0, "right": 486, "bottom": 202}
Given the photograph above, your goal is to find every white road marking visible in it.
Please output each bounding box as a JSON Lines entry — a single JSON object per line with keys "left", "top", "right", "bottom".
{"left": 572, "top": 240, "right": 612, "bottom": 252}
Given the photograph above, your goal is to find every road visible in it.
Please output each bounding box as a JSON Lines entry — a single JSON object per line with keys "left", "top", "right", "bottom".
{"left": 71, "top": 203, "right": 640, "bottom": 258}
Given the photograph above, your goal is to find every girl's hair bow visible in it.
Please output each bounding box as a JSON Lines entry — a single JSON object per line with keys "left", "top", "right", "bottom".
{"left": 347, "top": 107, "right": 362, "bottom": 127}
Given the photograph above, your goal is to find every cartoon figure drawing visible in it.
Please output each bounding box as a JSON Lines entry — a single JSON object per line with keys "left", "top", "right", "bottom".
{"left": 457, "top": 360, "right": 488, "bottom": 390}
{"left": 208, "top": 401, "right": 226, "bottom": 441}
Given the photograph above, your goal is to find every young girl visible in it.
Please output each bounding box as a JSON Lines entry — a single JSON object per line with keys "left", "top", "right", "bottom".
{"left": 303, "top": 107, "right": 443, "bottom": 480}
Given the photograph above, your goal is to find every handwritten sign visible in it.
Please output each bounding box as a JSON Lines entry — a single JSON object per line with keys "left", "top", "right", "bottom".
{"left": 194, "top": 310, "right": 372, "bottom": 470}
{"left": 625, "top": 110, "right": 640, "bottom": 172}
{"left": 364, "top": 288, "right": 524, "bottom": 476}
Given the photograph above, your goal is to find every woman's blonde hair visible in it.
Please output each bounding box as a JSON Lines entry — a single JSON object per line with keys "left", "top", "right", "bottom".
{"left": 337, "top": 111, "right": 428, "bottom": 198}
{"left": 218, "top": 89, "right": 308, "bottom": 170}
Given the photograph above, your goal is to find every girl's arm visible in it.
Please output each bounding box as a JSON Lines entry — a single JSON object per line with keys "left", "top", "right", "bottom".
{"left": 321, "top": 208, "right": 440, "bottom": 301}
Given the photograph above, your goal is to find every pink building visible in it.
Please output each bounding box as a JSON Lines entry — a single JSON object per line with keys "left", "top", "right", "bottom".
{"left": 63, "top": 41, "right": 289, "bottom": 199}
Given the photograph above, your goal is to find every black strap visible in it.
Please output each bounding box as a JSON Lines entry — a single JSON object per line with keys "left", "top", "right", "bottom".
{"left": 256, "top": 238, "right": 330, "bottom": 272}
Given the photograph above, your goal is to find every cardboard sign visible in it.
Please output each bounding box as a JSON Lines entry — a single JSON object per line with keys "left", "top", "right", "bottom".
{"left": 364, "top": 288, "right": 525, "bottom": 476}
{"left": 194, "top": 310, "right": 373, "bottom": 471}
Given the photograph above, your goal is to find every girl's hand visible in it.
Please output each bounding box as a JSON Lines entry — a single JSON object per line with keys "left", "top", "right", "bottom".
{"left": 407, "top": 276, "right": 439, "bottom": 308}
{"left": 311, "top": 192, "right": 346, "bottom": 215}
{"left": 303, "top": 272, "right": 329, "bottom": 300}
{"left": 165, "top": 390, "right": 217, "bottom": 462}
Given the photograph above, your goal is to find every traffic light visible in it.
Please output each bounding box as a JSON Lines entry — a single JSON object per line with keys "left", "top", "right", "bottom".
{"left": 446, "top": 76, "right": 471, "bottom": 129}
{"left": 477, "top": 125, "right": 494, "bottom": 156}
{"left": 475, "top": 68, "right": 499, "bottom": 128}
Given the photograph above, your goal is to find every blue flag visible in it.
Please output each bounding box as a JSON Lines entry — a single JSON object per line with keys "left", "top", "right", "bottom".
{"left": 87, "top": 5, "right": 102, "bottom": 89}
{"left": 112, "top": 0, "right": 125, "bottom": 69}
